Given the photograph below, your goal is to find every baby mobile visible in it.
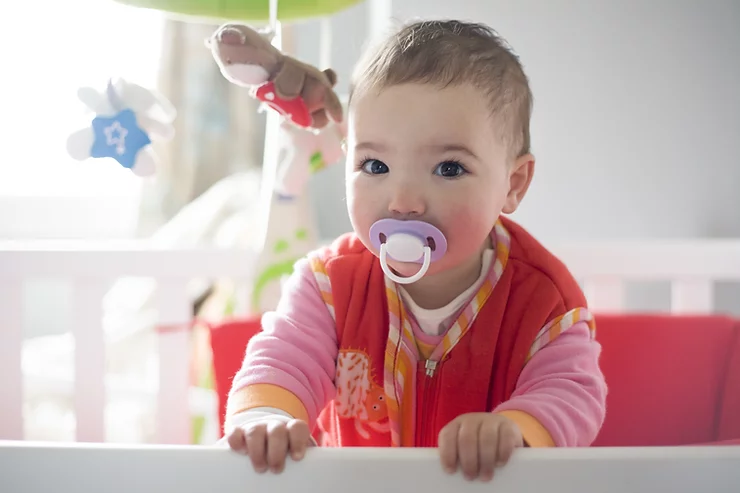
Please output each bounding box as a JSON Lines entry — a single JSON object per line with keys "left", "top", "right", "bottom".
{"left": 74, "top": 0, "right": 355, "bottom": 313}
{"left": 66, "top": 77, "right": 177, "bottom": 176}
{"left": 206, "top": 0, "right": 350, "bottom": 314}
{"left": 75, "top": 0, "right": 358, "bottom": 444}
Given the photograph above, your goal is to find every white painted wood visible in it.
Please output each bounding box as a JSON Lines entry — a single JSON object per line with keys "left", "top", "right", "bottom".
{"left": 549, "top": 240, "right": 740, "bottom": 280}
{"left": 0, "top": 279, "right": 23, "bottom": 440}
{"left": 368, "top": 0, "right": 393, "bottom": 37}
{"left": 0, "top": 242, "right": 257, "bottom": 279}
{"left": 1, "top": 239, "right": 737, "bottom": 283}
{"left": 1, "top": 442, "right": 739, "bottom": 493}
{"left": 156, "top": 281, "right": 192, "bottom": 445}
{"left": 583, "top": 279, "right": 625, "bottom": 312}
{"left": 671, "top": 280, "right": 714, "bottom": 314}
{"left": 72, "top": 279, "right": 107, "bottom": 442}
{"left": 319, "top": 17, "right": 332, "bottom": 70}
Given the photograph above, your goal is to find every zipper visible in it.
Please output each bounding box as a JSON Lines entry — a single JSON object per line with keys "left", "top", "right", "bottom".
{"left": 417, "top": 358, "right": 441, "bottom": 446}
{"left": 425, "top": 360, "right": 438, "bottom": 377}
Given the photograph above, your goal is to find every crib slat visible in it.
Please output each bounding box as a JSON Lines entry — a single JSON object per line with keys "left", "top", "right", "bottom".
{"left": 584, "top": 279, "right": 625, "bottom": 312}
{"left": 0, "top": 279, "right": 23, "bottom": 440}
{"left": 670, "top": 280, "right": 714, "bottom": 314}
{"left": 156, "top": 280, "right": 191, "bottom": 445}
{"left": 73, "top": 280, "right": 107, "bottom": 442}
{"left": 368, "top": 0, "right": 393, "bottom": 35}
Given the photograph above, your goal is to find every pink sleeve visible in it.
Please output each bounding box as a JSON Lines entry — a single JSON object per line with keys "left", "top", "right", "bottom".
{"left": 229, "top": 257, "right": 338, "bottom": 426}
{"left": 493, "top": 321, "right": 607, "bottom": 447}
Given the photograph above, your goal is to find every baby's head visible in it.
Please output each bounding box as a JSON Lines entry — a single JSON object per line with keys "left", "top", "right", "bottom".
{"left": 345, "top": 20, "right": 536, "bottom": 279}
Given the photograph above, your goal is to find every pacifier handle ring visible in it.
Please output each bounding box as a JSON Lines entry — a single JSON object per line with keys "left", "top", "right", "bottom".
{"left": 380, "top": 243, "right": 432, "bottom": 285}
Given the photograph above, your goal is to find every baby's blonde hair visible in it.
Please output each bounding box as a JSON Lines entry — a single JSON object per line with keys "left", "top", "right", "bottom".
{"left": 351, "top": 20, "right": 533, "bottom": 159}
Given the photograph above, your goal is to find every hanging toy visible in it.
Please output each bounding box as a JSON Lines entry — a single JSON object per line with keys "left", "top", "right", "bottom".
{"left": 369, "top": 219, "right": 449, "bottom": 284}
{"left": 274, "top": 119, "right": 346, "bottom": 199}
{"left": 207, "top": 23, "right": 343, "bottom": 130}
{"left": 66, "top": 77, "right": 176, "bottom": 176}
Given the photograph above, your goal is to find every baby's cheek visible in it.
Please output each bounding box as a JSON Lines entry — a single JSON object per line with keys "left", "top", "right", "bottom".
{"left": 440, "top": 210, "right": 496, "bottom": 262}
{"left": 440, "top": 205, "right": 489, "bottom": 241}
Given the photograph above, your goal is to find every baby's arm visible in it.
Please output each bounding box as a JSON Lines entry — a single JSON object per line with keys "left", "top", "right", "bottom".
{"left": 494, "top": 321, "right": 607, "bottom": 447}
{"left": 224, "top": 257, "right": 338, "bottom": 465}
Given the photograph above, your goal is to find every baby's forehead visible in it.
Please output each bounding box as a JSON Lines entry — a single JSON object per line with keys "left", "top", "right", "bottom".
{"left": 350, "top": 83, "right": 492, "bottom": 119}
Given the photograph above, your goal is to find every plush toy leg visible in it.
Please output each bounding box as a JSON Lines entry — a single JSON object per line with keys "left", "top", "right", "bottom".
{"left": 66, "top": 128, "right": 95, "bottom": 161}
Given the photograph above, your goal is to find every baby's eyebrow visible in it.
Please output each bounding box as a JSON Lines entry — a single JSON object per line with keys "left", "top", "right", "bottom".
{"left": 354, "top": 142, "right": 479, "bottom": 161}
{"left": 355, "top": 142, "right": 387, "bottom": 153}
{"left": 426, "top": 143, "right": 479, "bottom": 160}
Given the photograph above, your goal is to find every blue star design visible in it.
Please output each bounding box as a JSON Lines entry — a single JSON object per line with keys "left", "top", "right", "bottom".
{"left": 90, "top": 109, "right": 151, "bottom": 169}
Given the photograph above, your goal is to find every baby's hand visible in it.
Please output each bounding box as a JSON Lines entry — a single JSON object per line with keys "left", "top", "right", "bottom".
{"left": 227, "top": 418, "right": 313, "bottom": 473}
{"left": 438, "top": 413, "right": 523, "bottom": 482}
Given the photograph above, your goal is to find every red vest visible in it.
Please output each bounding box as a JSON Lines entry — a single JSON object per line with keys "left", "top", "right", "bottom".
{"left": 311, "top": 217, "right": 588, "bottom": 447}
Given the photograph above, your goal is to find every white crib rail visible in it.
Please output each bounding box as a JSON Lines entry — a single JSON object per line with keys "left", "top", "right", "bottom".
{"left": 550, "top": 239, "right": 740, "bottom": 313}
{"left": 0, "top": 238, "right": 739, "bottom": 444}
{"left": 1, "top": 441, "right": 739, "bottom": 493}
{"left": 0, "top": 241, "right": 257, "bottom": 443}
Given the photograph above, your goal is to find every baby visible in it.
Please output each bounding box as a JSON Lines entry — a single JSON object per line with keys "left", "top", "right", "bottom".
{"left": 224, "top": 19, "right": 607, "bottom": 482}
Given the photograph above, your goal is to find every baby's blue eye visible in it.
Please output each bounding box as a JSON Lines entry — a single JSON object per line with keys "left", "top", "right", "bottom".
{"left": 362, "top": 159, "right": 389, "bottom": 174}
{"left": 434, "top": 161, "right": 467, "bottom": 178}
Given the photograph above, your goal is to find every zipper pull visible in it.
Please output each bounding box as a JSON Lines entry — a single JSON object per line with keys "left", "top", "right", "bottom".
{"left": 425, "top": 360, "right": 438, "bottom": 377}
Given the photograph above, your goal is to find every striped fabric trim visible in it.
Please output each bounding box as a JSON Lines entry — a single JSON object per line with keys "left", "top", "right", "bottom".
{"left": 526, "top": 307, "right": 596, "bottom": 362}
{"left": 309, "top": 254, "right": 336, "bottom": 321}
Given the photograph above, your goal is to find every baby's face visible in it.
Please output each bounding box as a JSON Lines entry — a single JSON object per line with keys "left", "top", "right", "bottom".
{"left": 346, "top": 83, "right": 513, "bottom": 277}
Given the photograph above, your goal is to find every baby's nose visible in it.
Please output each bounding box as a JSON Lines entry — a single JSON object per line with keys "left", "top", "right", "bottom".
{"left": 388, "top": 188, "right": 425, "bottom": 217}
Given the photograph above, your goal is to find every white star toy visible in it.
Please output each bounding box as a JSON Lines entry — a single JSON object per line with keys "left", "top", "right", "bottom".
{"left": 104, "top": 121, "right": 128, "bottom": 155}
{"left": 66, "top": 77, "right": 177, "bottom": 176}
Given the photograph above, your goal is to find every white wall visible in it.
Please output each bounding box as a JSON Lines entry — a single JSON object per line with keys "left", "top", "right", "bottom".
{"left": 297, "top": 0, "right": 740, "bottom": 313}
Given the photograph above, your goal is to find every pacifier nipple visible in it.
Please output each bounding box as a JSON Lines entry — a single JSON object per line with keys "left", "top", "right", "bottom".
{"left": 385, "top": 233, "right": 425, "bottom": 263}
{"left": 369, "top": 219, "right": 448, "bottom": 285}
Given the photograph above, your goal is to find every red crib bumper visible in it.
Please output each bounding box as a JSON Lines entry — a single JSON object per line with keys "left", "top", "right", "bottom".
{"left": 209, "top": 313, "right": 740, "bottom": 447}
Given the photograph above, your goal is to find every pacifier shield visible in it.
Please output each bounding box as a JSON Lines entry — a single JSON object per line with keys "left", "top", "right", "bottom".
{"left": 368, "top": 218, "right": 447, "bottom": 264}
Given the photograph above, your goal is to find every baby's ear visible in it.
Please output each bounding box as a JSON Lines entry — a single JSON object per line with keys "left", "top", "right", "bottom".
{"left": 502, "top": 153, "right": 535, "bottom": 214}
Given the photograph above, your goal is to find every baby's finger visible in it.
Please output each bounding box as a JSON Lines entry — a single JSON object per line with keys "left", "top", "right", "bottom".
{"left": 227, "top": 427, "right": 248, "bottom": 454}
{"left": 478, "top": 422, "right": 500, "bottom": 481}
{"left": 287, "top": 420, "right": 311, "bottom": 461}
{"left": 245, "top": 425, "right": 268, "bottom": 473}
{"left": 457, "top": 419, "right": 482, "bottom": 480}
{"left": 496, "top": 423, "right": 520, "bottom": 466}
{"left": 266, "top": 422, "right": 290, "bottom": 473}
{"left": 438, "top": 421, "right": 460, "bottom": 474}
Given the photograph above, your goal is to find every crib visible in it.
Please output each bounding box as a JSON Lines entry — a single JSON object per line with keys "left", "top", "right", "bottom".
{"left": 1, "top": 237, "right": 740, "bottom": 492}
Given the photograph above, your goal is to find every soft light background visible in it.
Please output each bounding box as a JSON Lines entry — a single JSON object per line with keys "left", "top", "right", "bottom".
{"left": 1, "top": 0, "right": 738, "bottom": 330}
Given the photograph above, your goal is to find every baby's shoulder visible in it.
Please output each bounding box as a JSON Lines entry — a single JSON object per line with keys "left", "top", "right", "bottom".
{"left": 503, "top": 218, "right": 585, "bottom": 308}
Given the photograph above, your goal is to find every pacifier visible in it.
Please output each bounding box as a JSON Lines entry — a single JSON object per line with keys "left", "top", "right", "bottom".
{"left": 369, "top": 218, "right": 448, "bottom": 284}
